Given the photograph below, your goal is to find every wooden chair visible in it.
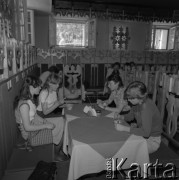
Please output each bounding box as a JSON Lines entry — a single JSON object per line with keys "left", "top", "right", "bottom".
{"left": 63, "top": 64, "right": 84, "bottom": 104}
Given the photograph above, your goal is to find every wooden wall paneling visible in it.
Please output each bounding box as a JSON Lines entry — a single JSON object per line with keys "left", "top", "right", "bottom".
{"left": 92, "top": 64, "right": 98, "bottom": 88}
{"left": 94, "top": 64, "right": 98, "bottom": 87}
{"left": 56, "top": 64, "right": 63, "bottom": 71}
{"left": 108, "top": 50, "right": 120, "bottom": 64}
{"left": 0, "top": 85, "right": 7, "bottom": 178}
{"left": 8, "top": 79, "right": 17, "bottom": 145}
{"left": 145, "top": 51, "right": 155, "bottom": 64}
{"left": 135, "top": 51, "right": 145, "bottom": 64}
{"left": 26, "top": 45, "right": 29, "bottom": 67}
{"left": 152, "top": 71, "right": 159, "bottom": 103}
{"left": 41, "top": 63, "right": 48, "bottom": 73}
{"left": 97, "top": 64, "right": 105, "bottom": 88}
{"left": 0, "top": 65, "right": 38, "bottom": 179}
{"left": 11, "top": 77, "right": 21, "bottom": 142}
{"left": 84, "top": 64, "right": 91, "bottom": 89}
{"left": 91, "top": 64, "right": 94, "bottom": 88}
{"left": 95, "top": 50, "right": 108, "bottom": 64}
{"left": 52, "top": 54, "right": 66, "bottom": 65}
{"left": 120, "top": 51, "right": 131, "bottom": 64}
{"left": 1, "top": 83, "right": 10, "bottom": 161}
{"left": 81, "top": 50, "right": 93, "bottom": 64}
{"left": 81, "top": 64, "right": 85, "bottom": 83}
{"left": 168, "top": 51, "right": 176, "bottom": 65}
{"left": 0, "top": 81, "right": 16, "bottom": 177}
{"left": 2, "top": 82, "right": 14, "bottom": 159}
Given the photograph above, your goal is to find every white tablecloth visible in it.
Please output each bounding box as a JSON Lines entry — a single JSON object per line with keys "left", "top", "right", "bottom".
{"left": 63, "top": 111, "right": 150, "bottom": 180}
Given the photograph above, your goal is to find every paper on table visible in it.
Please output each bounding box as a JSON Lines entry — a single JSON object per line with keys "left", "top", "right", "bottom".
{"left": 83, "top": 105, "right": 97, "bottom": 117}
{"left": 105, "top": 112, "right": 115, "bottom": 118}
{"left": 66, "top": 114, "right": 79, "bottom": 121}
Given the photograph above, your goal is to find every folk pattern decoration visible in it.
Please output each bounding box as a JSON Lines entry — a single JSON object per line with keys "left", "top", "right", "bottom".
{"left": 111, "top": 26, "right": 130, "bottom": 50}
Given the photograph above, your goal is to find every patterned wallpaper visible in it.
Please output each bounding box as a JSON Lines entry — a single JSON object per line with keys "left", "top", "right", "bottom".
{"left": 37, "top": 48, "right": 179, "bottom": 65}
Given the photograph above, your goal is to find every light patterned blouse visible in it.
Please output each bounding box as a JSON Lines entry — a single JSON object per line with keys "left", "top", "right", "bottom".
{"left": 105, "top": 87, "right": 126, "bottom": 108}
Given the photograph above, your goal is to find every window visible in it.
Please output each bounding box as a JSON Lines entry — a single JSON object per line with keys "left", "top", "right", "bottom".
{"left": 151, "top": 23, "right": 177, "bottom": 50}
{"left": 27, "top": 10, "right": 35, "bottom": 46}
{"left": 56, "top": 22, "right": 85, "bottom": 47}
{"left": 151, "top": 28, "right": 168, "bottom": 50}
{"left": 55, "top": 19, "right": 96, "bottom": 48}
{"left": 168, "top": 27, "right": 176, "bottom": 50}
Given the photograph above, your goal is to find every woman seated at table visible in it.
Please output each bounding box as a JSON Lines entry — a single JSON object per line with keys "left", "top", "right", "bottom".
{"left": 14, "top": 75, "right": 68, "bottom": 161}
{"left": 36, "top": 73, "right": 69, "bottom": 161}
{"left": 37, "top": 73, "right": 65, "bottom": 117}
{"left": 103, "top": 62, "right": 121, "bottom": 95}
{"left": 97, "top": 73, "right": 130, "bottom": 114}
{"left": 115, "top": 81, "right": 162, "bottom": 154}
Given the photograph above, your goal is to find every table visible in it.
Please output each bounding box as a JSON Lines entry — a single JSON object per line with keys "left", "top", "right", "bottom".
{"left": 63, "top": 104, "right": 149, "bottom": 180}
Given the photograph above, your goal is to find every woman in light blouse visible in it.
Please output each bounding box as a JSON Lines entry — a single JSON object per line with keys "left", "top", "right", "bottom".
{"left": 97, "top": 74, "right": 130, "bottom": 115}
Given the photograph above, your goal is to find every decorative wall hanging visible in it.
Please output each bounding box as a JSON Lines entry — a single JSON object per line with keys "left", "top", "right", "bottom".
{"left": 67, "top": 50, "right": 81, "bottom": 65}
{"left": 51, "top": 48, "right": 66, "bottom": 59}
{"left": 0, "top": 47, "right": 4, "bottom": 76}
{"left": 23, "top": 45, "right": 26, "bottom": 68}
{"left": 16, "top": 48, "right": 21, "bottom": 71}
{"left": 111, "top": 26, "right": 130, "bottom": 50}
{"left": 37, "top": 48, "right": 51, "bottom": 59}
{"left": 7, "top": 48, "right": 13, "bottom": 75}
{"left": 81, "top": 49, "right": 96, "bottom": 64}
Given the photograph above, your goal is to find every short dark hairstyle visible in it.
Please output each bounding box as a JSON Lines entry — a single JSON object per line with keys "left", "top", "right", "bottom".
{"left": 48, "top": 65, "right": 59, "bottom": 74}
{"left": 112, "top": 62, "right": 121, "bottom": 68}
{"left": 107, "top": 74, "right": 123, "bottom": 88}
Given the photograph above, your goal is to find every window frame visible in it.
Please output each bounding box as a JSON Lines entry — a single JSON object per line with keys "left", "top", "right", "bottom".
{"left": 167, "top": 26, "right": 176, "bottom": 50}
{"left": 54, "top": 17, "right": 96, "bottom": 49}
{"left": 151, "top": 26, "right": 169, "bottom": 50}
{"left": 151, "top": 22, "right": 178, "bottom": 51}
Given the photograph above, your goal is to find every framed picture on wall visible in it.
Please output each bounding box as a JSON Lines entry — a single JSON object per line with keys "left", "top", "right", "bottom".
{"left": 7, "top": 47, "right": 13, "bottom": 76}
{"left": 15, "top": 47, "right": 21, "bottom": 72}
{"left": 0, "top": 47, "right": 4, "bottom": 80}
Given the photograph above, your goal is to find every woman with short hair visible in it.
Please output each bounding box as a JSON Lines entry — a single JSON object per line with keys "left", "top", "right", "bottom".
{"left": 115, "top": 81, "right": 162, "bottom": 153}
{"left": 97, "top": 74, "right": 129, "bottom": 114}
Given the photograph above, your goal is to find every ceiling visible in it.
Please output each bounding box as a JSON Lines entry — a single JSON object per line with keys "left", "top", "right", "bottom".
{"left": 52, "top": 0, "right": 179, "bottom": 22}
{"left": 53, "top": 0, "right": 179, "bottom": 10}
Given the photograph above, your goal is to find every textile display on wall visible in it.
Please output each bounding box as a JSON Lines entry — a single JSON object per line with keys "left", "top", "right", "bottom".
{"left": 111, "top": 26, "right": 130, "bottom": 50}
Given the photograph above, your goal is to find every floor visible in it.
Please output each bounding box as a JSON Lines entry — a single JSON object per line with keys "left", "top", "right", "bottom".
{"left": 3, "top": 135, "right": 179, "bottom": 180}
{"left": 57, "top": 160, "right": 125, "bottom": 180}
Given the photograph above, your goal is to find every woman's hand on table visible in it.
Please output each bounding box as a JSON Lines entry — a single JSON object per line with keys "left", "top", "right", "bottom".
{"left": 115, "top": 123, "right": 130, "bottom": 132}
{"left": 56, "top": 98, "right": 65, "bottom": 107}
{"left": 114, "top": 113, "right": 124, "bottom": 120}
{"left": 130, "top": 123, "right": 137, "bottom": 128}
{"left": 97, "top": 99, "right": 102, "bottom": 105}
{"left": 98, "top": 103, "right": 107, "bottom": 110}
{"left": 97, "top": 99, "right": 105, "bottom": 109}
{"left": 114, "top": 113, "right": 125, "bottom": 120}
